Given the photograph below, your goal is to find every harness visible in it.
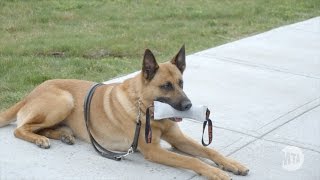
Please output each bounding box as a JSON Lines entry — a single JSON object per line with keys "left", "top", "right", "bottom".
{"left": 83, "top": 83, "right": 213, "bottom": 161}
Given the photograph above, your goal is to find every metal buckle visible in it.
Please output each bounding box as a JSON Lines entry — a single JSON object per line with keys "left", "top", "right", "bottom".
{"left": 117, "top": 147, "right": 134, "bottom": 160}
{"left": 124, "top": 147, "right": 134, "bottom": 157}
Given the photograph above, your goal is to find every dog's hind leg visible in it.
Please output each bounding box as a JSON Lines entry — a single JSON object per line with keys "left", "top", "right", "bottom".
{"left": 14, "top": 114, "right": 53, "bottom": 149}
{"left": 38, "top": 125, "right": 75, "bottom": 145}
{"left": 14, "top": 89, "right": 74, "bottom": 148}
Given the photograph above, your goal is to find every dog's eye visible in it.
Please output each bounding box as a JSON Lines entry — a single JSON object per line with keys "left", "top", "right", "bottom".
{"left": 178, "top": 79, "right": 183, "bottom": 88}
{"left": 160, "top": 82, "right": 173, "bottom": 91}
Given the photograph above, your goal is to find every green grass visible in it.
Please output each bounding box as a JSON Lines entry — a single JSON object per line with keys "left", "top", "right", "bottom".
{"left": 0, "top": 0, "right": 319, "bottom": 110}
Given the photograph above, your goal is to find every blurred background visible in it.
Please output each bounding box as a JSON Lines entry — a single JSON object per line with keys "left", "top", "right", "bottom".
{"left": 0, "top": 0, "right": 319, "bottom": 110}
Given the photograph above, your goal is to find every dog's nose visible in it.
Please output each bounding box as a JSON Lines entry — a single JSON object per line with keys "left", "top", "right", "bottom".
{"left": 181, "top": 100, "right": 192, "bottom": 111}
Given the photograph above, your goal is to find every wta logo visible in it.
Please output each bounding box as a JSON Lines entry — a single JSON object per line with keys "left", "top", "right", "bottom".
{"left": 282, "top": 146, "right": 304, "bottom": 171}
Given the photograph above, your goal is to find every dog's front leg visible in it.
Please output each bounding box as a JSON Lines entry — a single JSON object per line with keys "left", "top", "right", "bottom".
{"left": 162, "top": 124, "right": 249, "bottom": 176}
{"left": 139, "top": 129, "right": 231, "bottom": 180}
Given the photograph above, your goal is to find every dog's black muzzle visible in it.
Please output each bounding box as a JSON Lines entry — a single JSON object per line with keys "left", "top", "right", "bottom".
{"left": 155, "top": 97, "right": 192, "bottom": 111}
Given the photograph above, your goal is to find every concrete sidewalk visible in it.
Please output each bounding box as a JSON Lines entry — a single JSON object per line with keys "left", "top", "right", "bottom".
{"left": 1, "top": 17, "right": 320, "bottom": 180}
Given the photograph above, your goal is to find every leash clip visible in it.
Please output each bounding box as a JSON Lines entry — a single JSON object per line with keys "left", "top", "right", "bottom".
{"left": 118, "top": 147, "right": 134, "bottom": 159}
{"left": 126, "top": 146, "right": 134, "bottom": 155}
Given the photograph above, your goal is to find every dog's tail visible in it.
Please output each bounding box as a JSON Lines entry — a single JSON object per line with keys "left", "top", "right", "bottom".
{"left": 0, "top": 100, "right": 25, "bottom": 127}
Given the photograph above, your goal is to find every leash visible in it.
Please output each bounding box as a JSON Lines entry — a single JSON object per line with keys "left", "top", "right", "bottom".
{"left": 83, "top": 83, "right": 142, "bottom": 161}
{"left": 201, "top": 109, "right": 213, "bottom": 146}
{"left": 145, "top": 105, "right": 213, "bottom": 146}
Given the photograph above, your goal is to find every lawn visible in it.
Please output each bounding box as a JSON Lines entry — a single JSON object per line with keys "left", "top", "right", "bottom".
{"left": 0, "top": 0, "right": 319, "bottom": 110}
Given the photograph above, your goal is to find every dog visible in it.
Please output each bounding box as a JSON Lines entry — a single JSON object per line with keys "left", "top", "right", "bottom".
{"left": 0, "top": 46, "right": 249, "bottom": 180}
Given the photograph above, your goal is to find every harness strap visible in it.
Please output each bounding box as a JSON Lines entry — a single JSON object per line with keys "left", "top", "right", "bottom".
{"left": 84, "top": 83, "right": 141, "bottom": 161}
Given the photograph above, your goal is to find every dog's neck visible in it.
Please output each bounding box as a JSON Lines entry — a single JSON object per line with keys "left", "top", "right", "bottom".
{"left": 121, "top": 73, "right": 153, "bottom": 116}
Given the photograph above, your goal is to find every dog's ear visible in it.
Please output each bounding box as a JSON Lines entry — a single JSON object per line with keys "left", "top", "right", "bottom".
{"left": 171, "top": 45, "right": 186, "bottom": 74}
{"left": 142, "top": 49, "right": 159, "bottom": 81}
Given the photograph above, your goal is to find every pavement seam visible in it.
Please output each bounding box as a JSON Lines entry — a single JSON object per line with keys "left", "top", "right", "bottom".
{"left": 195, "top": 54, "right": 320, "bottom": 80}
{"left": 187, "top": 174, "right": 198, "bottom": 180}
{"left": 213, "top": 125, "right": 320, "bottom": 154}
{"left": 213, "top": 125, "right": 259, "bottom": 138}
{"left": 261, "top": 138, "right": 320, "bottom": 154}
{"left": 256, "top": 97, "right": 320, "bottom": 131}
{"left": 226, "top": 103, "right": 320, "bottom": 156}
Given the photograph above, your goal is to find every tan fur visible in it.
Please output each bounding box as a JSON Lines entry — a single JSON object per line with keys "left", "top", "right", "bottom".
{"left": 0, "top": 47, "right": 248, "bottom": 180}
{"left": 0, "top": 100, "right": 25, "bottom": 127}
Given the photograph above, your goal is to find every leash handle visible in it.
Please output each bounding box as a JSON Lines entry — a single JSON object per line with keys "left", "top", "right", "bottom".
{"left": 201, "top": 108, "right": 213, "bottom": 146}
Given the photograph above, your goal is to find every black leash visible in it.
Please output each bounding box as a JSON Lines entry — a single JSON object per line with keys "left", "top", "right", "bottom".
{"left": 145, "top": 106, "right": 152, "bottom": 143}
{"left": 83, "top": 83, "right": 141, "bottom": 161}
{"left": 201, "top": 109, "right": 213, "bottom": 146}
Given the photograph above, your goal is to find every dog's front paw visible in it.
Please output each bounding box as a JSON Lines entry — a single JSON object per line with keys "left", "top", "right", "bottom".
{"left": 218, "top": 158, "right": 249, "bottom": 176}
{"left": 204, "top": 167, "right": 232, "bottom": 180}
{"left": 213, "top": 171, "right": 232, "bottom": 180}
{"left": 35, "top": 137, "right": 50, "bottom": 149}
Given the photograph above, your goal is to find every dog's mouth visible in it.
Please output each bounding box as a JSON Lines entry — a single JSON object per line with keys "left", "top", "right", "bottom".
{"left": 155, "top": 97, "right": 190, "bottom": 111}
{"left": 169, "top": 117, "right": 183, "bottom": 122}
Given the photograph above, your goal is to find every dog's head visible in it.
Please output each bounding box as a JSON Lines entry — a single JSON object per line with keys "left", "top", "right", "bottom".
{"left": 141, "top": 45, "right": 192, "bottom": 111}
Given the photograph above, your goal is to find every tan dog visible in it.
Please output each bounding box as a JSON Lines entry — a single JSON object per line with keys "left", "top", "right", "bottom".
{"left": 0, "top": 46, "right": 249, "bottom": 180}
